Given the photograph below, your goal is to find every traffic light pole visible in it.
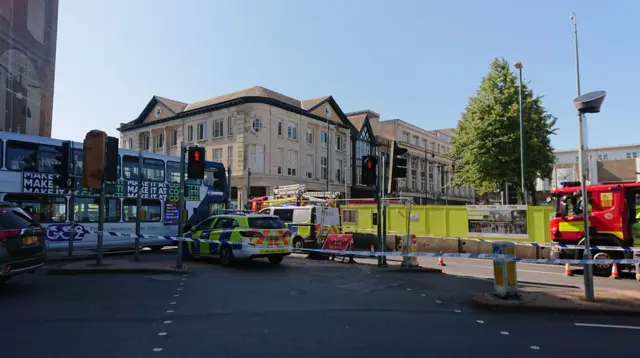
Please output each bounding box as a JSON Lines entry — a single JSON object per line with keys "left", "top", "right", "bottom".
{"left": 134, "top": 152, "right": 143, "bottom": 262}
{"left": 247, "top": 168, "right": 251, "bottom": 210}
{"left": 176, "top": 142, "right": 186, "bottom": 270}
{"left": 381, "top": 153, "right": 387, "bottom": 266}
{"left": 96, "top": 183, "right": 106, "bottom": 266}
{"left": 376, "top": 146, "right": 383, "bottom": 267}
{"left": 226, "top": 165, "right": 232, "bottom": 209}
{"left": 67, "top": 146, "right": 76, "bottom": 258}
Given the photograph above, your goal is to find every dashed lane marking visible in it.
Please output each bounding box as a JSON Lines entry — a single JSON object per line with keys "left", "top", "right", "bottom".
{"left": 169, "top": 302, "right": 176, "bottom": 305}
{"left": 476, "top": 320, "right": 484, "bottom": 324}
{"left": 166, "top": 310, "right": 174, "bottom": 313}
{"left": 500, "top": 331, "right": 510, "bottom": 335}
{"left": 163, "top": 320, "right": 172, "bottom": 324}
{"left": 454, "top": 310, "right": 462, "bottom": 313}
{"left": 153, "top": 348, "right": 163, "bottom": 352}
{"left": 158, "top": 332, "right": 167, "bottom": 336}
{"left": 530, "top": 346, "right": 540, "bottom": 350}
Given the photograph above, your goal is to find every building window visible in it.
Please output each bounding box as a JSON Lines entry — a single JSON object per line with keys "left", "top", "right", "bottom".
{"left": 171, "top": 130, "right": 177, "bottom": 146}
{"left": 155, "top": 133, "right": 164, "bottom": 148}
{"left": 227, "top": 117, "right": 234, "bottom": 136}
{"left": 128, "top": 138, "right": 133, "bottom": 149}
{"left": 411, "top": 157, "right": 418, "bottom": 191}
{"left": 287, "top": 150, "right": 298, "bottom": 177}
{"left": 634, "top": 152, "right": 638, "bottom": 158}
{"left": 431, "top": 142, "right": 436, "bottom": 154}
{"left": 306, "top": 128, "right": 314, "bottom": 144}
{"left": 603, "top": 154, "right": 608, "bottom": 160}
{"left": 420, "top": 139, "right": 427, "bottom": 149}
{"left": 335, "top": 159, "right": 342, "bottom": 182}
{"left": 420, "top": 159, "right": 426, "bottom": 191}
{"left": 143, "top": 136, "right": 150, "bottom": 150}
{"left": 321, "top": 131, "right": 328, "bottom": 145}
{"left": 428, "top": 163, "right": 434, "bottom": 192}
{"left": 306, "top": 154, "right": 314, "bottom": 179}
{"left": 277, "top": 120, "right": 283, "bottom": 137}
{"left": 402, "top": 131, "right": 410, "bottom": 142}
{"left": 197, "top": 123, "right": 206, "bottom": 140}
{"left": 213, "top": 148, "right": 223, "bottom": 162}
{"left": 187, "top": 125, "right": 194, "bottom": 142}
{"left": 335, "top": 135, "right": 343, "bottom": 151}
{"left": 288, "top": 123, "right": 298, "bottom": 140}
{"left": 276, "top": 148, "right": 283, "bottom": 175}
{"left": 227, "top": 146, "right": 233, "bottom": 168}
{"left": 252, "top": 118, "right": 262, "bottom": 132}
{"left": 248, "top": 144, "right": 265, "bottom": 173}
{"left": 598, "top": 154, "right": 603, "bottom": 160}
{"left": 321, "top": 156, "right": 328, "bottom": 180}
{"left": 412, "top": 135, "right": 419, "bottom": 146}
{"left": 213, "top": 119, "right": 224, "bottom": 138}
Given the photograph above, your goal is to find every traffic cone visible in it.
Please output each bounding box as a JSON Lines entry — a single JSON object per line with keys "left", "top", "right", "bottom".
{"left": 564, "top": 263, "right": 574, "bottom": 276}
{"left": 437, "top": 251, "right": 446, "bottom": 266}
{"left": 370, "top": 244, "right": 375, "bottom": 253}
{"left": 610, "top": 263, "right": 620, "bottom": 279}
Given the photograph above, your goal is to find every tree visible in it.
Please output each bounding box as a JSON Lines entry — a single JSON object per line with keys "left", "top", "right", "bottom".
{"left": 448, "top": 58, "right": 557, "bottom": 205}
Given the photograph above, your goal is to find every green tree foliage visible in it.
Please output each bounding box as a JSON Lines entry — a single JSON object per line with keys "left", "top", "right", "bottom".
{"left": 449, "top": 58, "right": 557, "bottom": 204}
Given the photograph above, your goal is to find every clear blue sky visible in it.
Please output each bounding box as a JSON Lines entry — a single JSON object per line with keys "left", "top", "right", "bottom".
{"left": 52, "top": 0, "right": 640, "bottom": 151}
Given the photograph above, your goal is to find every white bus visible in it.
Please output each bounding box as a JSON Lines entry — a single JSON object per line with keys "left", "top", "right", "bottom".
{"left": 0, "top": 132, "right": 228, "bottom": 252}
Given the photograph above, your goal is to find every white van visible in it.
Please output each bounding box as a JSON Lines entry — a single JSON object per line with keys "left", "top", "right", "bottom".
{"left": 258, "top": 205, "right": 340, "bottom": 249}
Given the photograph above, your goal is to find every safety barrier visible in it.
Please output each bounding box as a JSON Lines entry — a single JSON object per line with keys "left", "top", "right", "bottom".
{"left": 438, "top": 236, "right": 640, "bottom": 252}
{"left": 50, "top": 230, "right": 640, "bottom": 265}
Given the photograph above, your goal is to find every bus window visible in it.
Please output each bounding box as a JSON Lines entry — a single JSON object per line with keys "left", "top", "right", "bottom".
{"left": 73, "top": 149, "right": 121, "bottom": 179}
{"left": 143, "top": 158, "right": 165, "bottom": 182}
{"left": 0, "top": 138, "right": 3, "bottom": 168}
{"left": 167, "top": 161, "right": 202, "bottom": 185}
{"left": 74, "top": 196, "right": 121, "bottom": 222}
{"left": 6, "top": 140, "right": 59, "bottom": 173}
{"left": 123, "top": 198, "right": 162, "bottom": 222}
{"left": 3, "top": 194, "right": 67, "bottom": 223}
{"left": 209, "top": 202, "right": 225, "bottom": 215}
{"left": 123, "top": 155, "right": 140, "bottom": 180}
{"left": 204, "top": 167, "right": 225, "bottom": 192}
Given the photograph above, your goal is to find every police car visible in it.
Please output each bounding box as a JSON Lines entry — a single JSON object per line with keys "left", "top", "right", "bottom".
{"left": 183, "top": 212, "right": 293, "bottom": 265}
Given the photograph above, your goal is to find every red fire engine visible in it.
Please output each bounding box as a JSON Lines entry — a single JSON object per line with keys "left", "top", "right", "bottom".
{"left": 549, "top": 181, "right": 638, "bottom": 274}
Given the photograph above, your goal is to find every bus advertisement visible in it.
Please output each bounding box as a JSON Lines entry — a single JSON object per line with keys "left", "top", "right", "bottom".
{"left": 0, "top": 132, "right": 228, "bottom": 252}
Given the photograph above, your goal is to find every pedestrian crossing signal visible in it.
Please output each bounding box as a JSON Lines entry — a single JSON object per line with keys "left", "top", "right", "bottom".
{"left": 361, "top": 155, "right": 377, "bottom": 186}
{"left": 188, "top": 146, "right": 206, "bottom": 179}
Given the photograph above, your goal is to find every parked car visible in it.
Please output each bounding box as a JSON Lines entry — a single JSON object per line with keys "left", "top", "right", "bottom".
{"left": 0, "top": 201, "right": 46, "bottom": 284}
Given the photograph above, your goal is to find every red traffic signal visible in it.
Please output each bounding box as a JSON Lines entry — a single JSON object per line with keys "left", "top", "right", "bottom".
{"left": 188, "top": 146, "right": 206, "bottom": 179}
{"left": 361, "top": 155, "right": 377, "bottom": 186}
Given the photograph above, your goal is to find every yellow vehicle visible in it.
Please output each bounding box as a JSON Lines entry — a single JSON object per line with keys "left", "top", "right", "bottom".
{"left": 183, "top": 213, "right": 292, "bottom": 265}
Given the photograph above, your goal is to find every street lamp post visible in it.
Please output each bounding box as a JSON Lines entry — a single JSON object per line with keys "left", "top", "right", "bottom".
{"left": 573, "top": 90, "right": 607, "bottom": 302}
{"left": 514, "top": 61, "right": 527, "bottom": 205}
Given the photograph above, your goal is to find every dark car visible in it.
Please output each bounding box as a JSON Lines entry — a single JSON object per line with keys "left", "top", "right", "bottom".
{"left": 0, "top": 201, "right": 46, "bottom": 284}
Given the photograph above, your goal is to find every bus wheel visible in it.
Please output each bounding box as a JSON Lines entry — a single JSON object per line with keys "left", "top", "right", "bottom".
{"left": 219, "top": 245, "right": 235, "bottom": 266}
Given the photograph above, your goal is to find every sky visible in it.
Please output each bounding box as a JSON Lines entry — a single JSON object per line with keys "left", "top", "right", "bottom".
{"left": 52, "top": 0, "right": 640, "bottom": 151}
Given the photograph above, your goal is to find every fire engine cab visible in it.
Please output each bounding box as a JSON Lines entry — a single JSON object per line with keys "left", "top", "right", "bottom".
{"left": 549, "top": 181, "right": 639, "bottom": 274}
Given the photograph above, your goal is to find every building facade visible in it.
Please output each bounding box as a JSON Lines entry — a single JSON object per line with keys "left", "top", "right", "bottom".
{"left": 117, "top": 86, "right": 353, "bottom": 206}
{"left": 0, "top": 0, "right": 59, "bottom": 137}
{"left": 535, "top": 144, "right": 640, "bottom": 200}
{"left": 345, "top": 111, "right": 475, "bottom": 204}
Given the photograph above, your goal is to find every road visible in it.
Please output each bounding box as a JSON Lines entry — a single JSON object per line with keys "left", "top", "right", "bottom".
{"left": 1, "top": 253, "right": 639, "bottom": 357}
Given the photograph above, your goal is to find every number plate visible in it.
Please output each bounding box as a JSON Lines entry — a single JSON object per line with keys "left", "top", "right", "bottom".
{"left": 259, "top": 248, "right": 287, "bottom": 254}
{"left": 22, "top": 236, "right": 38, "bottom": 245}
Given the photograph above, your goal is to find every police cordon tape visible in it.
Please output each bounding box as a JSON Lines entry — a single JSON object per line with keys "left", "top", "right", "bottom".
{"left": 65, "top": 230, "right": 640, "bottom": 264}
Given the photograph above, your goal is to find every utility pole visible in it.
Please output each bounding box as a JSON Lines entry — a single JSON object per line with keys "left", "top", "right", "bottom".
{"left": 176, "top": 142, "right": 186, "bottom": 269}
{"left": 134, "top": 152, "right": 143, "bottom": 261}
{"left": 67, "top": 145, "right": 76, "bottom": 257}
{"left": 514, "top": 61, "right": 527, "bottom": 205}
{"left": 226, "top": 165, "right": 232, "bottom": 209}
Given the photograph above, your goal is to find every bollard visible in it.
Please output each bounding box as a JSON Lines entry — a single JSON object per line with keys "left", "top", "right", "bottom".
{"left": 635, "top": 250, "right": 640, "bottom": 282}
{"left": 492, "top": 241, "right": 518, "bottom": 299}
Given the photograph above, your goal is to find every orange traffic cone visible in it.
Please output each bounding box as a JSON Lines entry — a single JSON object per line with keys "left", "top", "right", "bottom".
{"left": 564, "top": 263, "right": 574, "bottom": 276}
{"left": 610, "top": 263, "right": 620, "bottom": 279}
{"left": 370, "top": 244, "right": 375, "bottom": 253}
{"left": 437, "top": 251, "right": 446, "bottom": 266}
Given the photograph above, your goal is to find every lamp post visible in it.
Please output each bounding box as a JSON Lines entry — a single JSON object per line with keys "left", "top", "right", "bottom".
{"left": 514, "top": 61, "right": 527, "bottom": 205}
{"left": 573, "top": 90, "right": 607, "bottom": 302}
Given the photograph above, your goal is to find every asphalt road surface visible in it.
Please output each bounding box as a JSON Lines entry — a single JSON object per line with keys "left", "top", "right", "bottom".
{"left": 2, "top": 253, "right": 639, "bottom": 358}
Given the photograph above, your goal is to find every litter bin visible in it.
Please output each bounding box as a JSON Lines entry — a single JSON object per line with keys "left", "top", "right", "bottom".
{"left": 492, "top": 241, "right": 518, "bottom": 298}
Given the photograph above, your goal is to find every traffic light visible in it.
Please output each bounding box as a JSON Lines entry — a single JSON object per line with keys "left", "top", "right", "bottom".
{"left": 188, "top": 146, "right": 205, "bottom": 179}
{"left": 105, "top": 136, "right": 119, "bottom": 182}
{"left": 361, "top": 155, "right": 377, "bottom": 186}
{"left": 53, "top": 141, "right": 72, "bottom": 189}
{"left": 83, "top": 130, "right": 107, "bottom": 189}
{"left": 391, "top": 141, "right": 408, "bottom": 179}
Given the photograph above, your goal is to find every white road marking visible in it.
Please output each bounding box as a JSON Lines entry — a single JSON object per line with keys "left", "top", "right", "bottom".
{"left": 476, "top": 320, "right": 484, "bottom": 324}
{"left": 158, "top": 332, "right": 167, "bottom": 336}
{"left": 530, "top": 346, "right": 540, "bottom": 350}
{"left": 180, "top": 283, "right": 185, "bottom": 285}
{"left": 163, "top": 320, "right": 172, "bottom": 324}
{"left": 177, "top": 288, "right": 183, "bottom": 291}
{"left": 169, "top": 302, "right": 176, "bottom": 305}
{"left": 174, "top": 294, "right": 180, "bottom": 297}
{"left": 574, "top": 323, "right": 640, "bottom": 330}
{"left": 454, "top": 309, "right": 462, "bottom": 313}
{"left": 435, "top": 300, "right": 442, "bottom": 304}
{"left": 166, "top": 310, "right": 174, "bottom": 313}
{"left": 500, "top": 331, "right": 509, "bottom": 335}
{"left": 152, "top": 348, "right": 163, "bottom": 352}
{"left": 407, "top": 288, "right": 412, "bottom": 291}
{"left": 420, "top": 294, "right": 426, "bottom": 297}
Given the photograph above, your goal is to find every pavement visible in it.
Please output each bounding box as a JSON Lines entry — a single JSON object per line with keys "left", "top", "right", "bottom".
{"left": 2, "top": 251, "right": 640, "bottom": 357}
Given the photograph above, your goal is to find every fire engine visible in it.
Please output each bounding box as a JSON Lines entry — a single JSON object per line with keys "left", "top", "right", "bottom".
{"left": 549, "top": 181, "right": 639, "bottom": 274}
{"left": 249, "top": 184, "right": 341, "bottom": 212}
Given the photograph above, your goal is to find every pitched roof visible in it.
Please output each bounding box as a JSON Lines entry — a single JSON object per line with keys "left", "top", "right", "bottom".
{"left": 155, "top": 96, "right": 187, "bottom": 114}
{"left": 300, "top": 96, "right": 330, "bottom": 111}
{"left": 184, "top": 86, "right": 301, "bottom": 112}
{"left": 346, "top": 113, "right": 367, "bottom": 131}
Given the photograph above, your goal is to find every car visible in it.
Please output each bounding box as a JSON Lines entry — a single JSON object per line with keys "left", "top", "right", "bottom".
{"left": 182, "top": 213, "right": 292, "bottom": 266}
{"left": 0, "top": 201, "right": 46, "bottom": 284}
